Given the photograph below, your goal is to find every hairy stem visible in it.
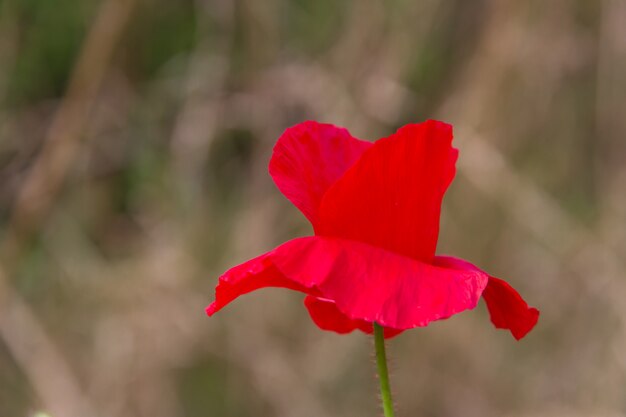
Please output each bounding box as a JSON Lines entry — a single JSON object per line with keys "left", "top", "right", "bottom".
{"left": 374, "top": 323, "right": 395, "bottom": 417}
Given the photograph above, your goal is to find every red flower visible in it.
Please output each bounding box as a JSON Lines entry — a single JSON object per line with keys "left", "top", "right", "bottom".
{"left": 207, "top": 120, "right": 539, "bottom": 340}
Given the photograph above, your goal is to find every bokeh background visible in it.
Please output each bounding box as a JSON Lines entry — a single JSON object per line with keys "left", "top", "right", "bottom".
{"left": 1, "top": 0, "right": 625, "bottom": 416}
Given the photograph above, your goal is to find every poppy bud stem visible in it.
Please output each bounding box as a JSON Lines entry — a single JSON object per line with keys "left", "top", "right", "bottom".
{"left": 374, "top": 322, "right": 395, "bottom": 417}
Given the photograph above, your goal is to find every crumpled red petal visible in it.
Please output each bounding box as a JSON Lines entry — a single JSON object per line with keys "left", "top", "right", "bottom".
{"left": 207, "top": 236, "right": 488, "bottom": 330}
{"left": 482, "top": 276, "right": 540, "bottom": 340}
{"left": 434, "top": 256, "right": 539, "bottom": 340}
{"left": 269, "top": 121, "right": 372, "bottom": 229}
{"left": 318, "top": 120, "right": 458, "bottom": 262}
{"left": 303, "top": 295, "right": 404, "bottom": 338}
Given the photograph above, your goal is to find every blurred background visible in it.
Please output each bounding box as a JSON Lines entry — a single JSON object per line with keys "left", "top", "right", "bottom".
{"left": 0, "top": 0, "right": 625, "bottom": 416}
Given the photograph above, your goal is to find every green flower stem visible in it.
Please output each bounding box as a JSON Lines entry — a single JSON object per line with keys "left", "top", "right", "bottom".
{"left": 374, "top": 322, "right": 395, "bottom": 417}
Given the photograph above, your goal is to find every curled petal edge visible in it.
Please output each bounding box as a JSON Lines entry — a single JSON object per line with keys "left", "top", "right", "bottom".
{"left": 435, "top": 256, "right": 539, "bottom": 340}
{"left": 482, "top": 276, "right": 540, "bottom": 340}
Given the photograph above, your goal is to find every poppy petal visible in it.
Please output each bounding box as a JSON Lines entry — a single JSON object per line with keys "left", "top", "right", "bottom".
{"left": 269, "top": 121, "right": 372, "bottom": 228}
{"left": 434, "top": 256, "right": 539, "bottom": 340}
{"left": 304, "top": 296, "right": 404, "bottom": 338}
{"left": 482, "top": 277, "right": 540, "bottom": 340}
{"left": 318, "top": 120, "right": 458, "bottom": 262}
{"left": 303, "top": 295, "right": 362, "bottom": 334}
{"left": 206, "top": 252, "right": 315, "bottom": 316}
{"left": 207, "top": 236, "right": 488, "bottom": 330}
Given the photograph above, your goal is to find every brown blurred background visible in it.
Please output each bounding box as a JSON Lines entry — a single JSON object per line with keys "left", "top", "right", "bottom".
{"left": 1, "top": 0, "right": 625, "bottom": 416}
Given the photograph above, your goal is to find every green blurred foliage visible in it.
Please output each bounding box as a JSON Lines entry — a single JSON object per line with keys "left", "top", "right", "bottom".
{"left": 6, "top": 0, "right": 97, "bottom": 104}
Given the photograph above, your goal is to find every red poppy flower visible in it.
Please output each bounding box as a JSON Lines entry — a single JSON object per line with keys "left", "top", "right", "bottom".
{"left": 207, "top": 120, "right": 539, "bottom": 340}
